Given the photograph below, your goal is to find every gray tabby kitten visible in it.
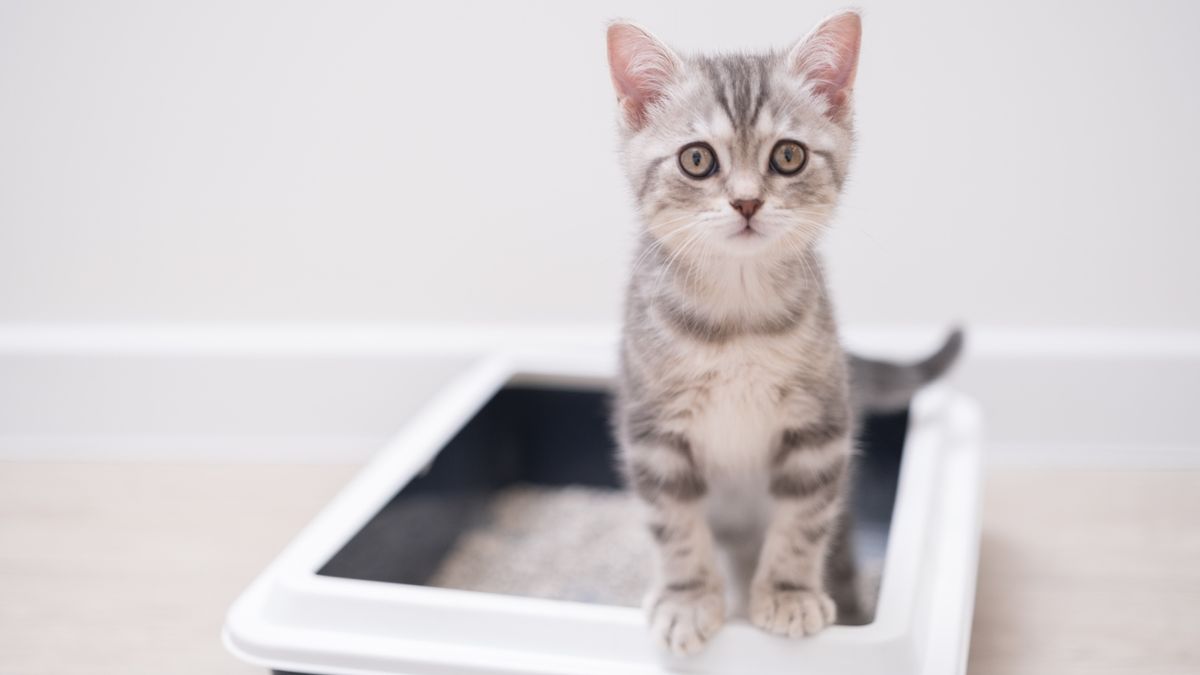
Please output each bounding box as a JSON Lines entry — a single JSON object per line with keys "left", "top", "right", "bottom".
{"left": 606, "top": 11, "right": 958, "bottom": 654}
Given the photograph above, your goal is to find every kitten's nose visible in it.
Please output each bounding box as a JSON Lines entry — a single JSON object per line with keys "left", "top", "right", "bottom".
{"left": 730, "top": 199, "right": 763, "bottom": 219}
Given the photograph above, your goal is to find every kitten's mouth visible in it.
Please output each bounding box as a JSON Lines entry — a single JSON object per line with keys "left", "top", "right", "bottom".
{"left": 733, "top": 222, "right": 760, "bottom": 238}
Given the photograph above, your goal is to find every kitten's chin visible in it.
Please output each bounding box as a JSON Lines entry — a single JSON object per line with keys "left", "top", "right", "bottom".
{"left": 720, "top": 224, "right": 777, "bottom": 256}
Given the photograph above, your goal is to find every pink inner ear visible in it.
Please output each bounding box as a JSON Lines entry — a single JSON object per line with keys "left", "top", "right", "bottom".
{"left": 789, "top": 11, "right": 862, "bottom": 119}
{"left": 607, "top": 23, "right": 680, "bottom": 129}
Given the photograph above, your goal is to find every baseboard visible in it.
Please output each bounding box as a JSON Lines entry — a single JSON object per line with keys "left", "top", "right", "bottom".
{"left": 1, "top": 323, "right": 1197, "bottom": 466}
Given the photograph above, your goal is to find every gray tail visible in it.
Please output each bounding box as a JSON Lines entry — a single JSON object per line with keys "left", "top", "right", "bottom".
{"left": 848, "top": 327, "right": 965, "bottom": 414}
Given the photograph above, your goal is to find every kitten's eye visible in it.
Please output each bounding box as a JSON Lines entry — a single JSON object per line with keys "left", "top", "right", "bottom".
{"left": 678, "top": 143, "right": 718, "bottom": 179}
{"left": 770, "top": 140, "right": 808, "bottom": 175}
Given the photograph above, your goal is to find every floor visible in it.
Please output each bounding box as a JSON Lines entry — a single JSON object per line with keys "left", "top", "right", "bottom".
{"left": 1, "top": 463, "right": 1197, "bottom": 675}
{"left": 967, "top": 470, "right": 1200, "bottom": 675}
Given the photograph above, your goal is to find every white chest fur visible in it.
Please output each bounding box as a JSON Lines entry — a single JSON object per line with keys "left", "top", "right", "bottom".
{"left": 662, "top": 335, "right": 823, "bottom": 476}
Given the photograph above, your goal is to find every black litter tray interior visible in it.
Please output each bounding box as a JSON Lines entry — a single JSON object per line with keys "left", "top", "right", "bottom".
{"left": 318, "top": 383, "right": 908, "bottom": 613}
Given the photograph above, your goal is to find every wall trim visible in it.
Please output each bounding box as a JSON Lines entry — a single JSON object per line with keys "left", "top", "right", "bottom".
{"left": 1, "top": 323, "right": 1197, "bottom": 466}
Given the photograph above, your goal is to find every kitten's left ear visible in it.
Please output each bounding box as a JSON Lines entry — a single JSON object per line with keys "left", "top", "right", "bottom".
{"left": 607, "top": 21, "right": 683, "bottom": 131}
{"left": 787, "top": 10, "right": 862, "bottom": 121}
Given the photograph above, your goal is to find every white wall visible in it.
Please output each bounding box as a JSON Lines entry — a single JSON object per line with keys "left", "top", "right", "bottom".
{"left": 2, "top": 0, "right": 1198, "bottom": 329}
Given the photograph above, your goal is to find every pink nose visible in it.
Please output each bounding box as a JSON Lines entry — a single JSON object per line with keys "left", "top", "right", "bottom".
{"left": 731, "top": 199, "right": 763, "bottom": 219}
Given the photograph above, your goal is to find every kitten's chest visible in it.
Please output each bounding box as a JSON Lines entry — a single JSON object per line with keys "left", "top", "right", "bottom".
{"left": 663, "top": 339, "right": 819, "bottom": 471}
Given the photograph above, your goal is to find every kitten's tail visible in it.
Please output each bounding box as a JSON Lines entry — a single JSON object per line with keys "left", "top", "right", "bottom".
{"left": 848, "top": 327, "right": 965, "bottom": 414}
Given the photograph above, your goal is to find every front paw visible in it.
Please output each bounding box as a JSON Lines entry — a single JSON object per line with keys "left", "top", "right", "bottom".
{"left": 646, "top": 582, "right": 726, "bottom": 656}
{"left": 749, "top": 584, "right": 836, "bottom": 638}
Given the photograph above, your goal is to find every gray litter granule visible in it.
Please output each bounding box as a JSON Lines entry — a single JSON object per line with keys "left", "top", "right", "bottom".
{"left": 428, "top": 485, "right": 652, "bottom": 606}
{"left": 427, "top": 484, "right": 882, "bottom": 620}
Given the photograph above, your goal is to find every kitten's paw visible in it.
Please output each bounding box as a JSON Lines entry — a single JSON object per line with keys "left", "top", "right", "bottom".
{"left": 749, "top": 584, "right": 836, "bottom": 638}
{"left": 647, "top": 583, "right": 726, "bottom": 656}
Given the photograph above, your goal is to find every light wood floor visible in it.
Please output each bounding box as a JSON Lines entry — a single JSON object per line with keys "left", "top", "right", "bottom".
{"left": 968, "top": 470, "right": 1200, "bottom": 675}
{"left": 1, "top": 463, "right": 1197, "bottom": 674}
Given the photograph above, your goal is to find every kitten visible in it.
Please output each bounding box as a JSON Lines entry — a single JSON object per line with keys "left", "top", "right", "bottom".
{"left": 606, "top": 11, "right": 959, "bottom": 654}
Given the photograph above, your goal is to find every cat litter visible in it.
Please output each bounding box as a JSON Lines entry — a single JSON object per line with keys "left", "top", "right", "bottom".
{"left": 426, "top": 485, "right": 650, "bottom": 606}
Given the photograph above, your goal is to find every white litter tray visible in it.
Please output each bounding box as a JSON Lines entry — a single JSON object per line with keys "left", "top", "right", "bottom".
{"left": 223, "top": 350, "right": 983, "bottom": 675}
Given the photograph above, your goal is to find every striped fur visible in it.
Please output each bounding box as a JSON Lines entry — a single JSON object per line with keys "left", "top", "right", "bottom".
{"left": 607, "top": 12, "right": 867, "bottom": 655}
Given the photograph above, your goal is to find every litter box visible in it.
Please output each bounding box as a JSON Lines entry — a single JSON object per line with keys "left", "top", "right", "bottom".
{"left": 223, "top": 349, "right": 983, "bottom": 675}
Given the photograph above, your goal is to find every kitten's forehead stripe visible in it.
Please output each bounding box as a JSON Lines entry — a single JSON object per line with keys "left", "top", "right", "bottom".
{"left": 697, "top": 54, "right": 773, "bottom": 139}
{"left": 732, "top": 60, "right": 751, "bottom": 130}
{"left": 748, "top": 57, "right": 770, "bottom": 128}
{"left": 701, "top": 59, "right": 736, "bottom": 129}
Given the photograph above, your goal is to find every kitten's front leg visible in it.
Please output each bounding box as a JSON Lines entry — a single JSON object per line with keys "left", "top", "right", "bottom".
{"left": 624, "top": 436, "right": 726, "bottom": 655}
{"left": 749, "top": 426, "right": 850, "bottom": 638}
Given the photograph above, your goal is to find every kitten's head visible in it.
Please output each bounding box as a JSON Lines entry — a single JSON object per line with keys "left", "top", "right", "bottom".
{"left": 607, "top": 11, "right": 861, "bottom": 260}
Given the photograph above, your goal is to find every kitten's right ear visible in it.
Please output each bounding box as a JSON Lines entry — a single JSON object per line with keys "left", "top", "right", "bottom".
{"left": 606, "top": 21, "right": 682, "bottom": 131}
{"left": 787, "top": 10, "right": 862, "bottom": 122}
